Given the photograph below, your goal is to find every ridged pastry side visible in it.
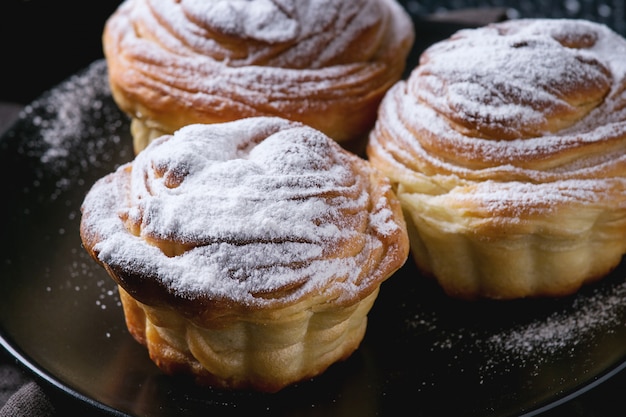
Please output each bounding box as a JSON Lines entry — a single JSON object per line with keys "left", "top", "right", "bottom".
{"left": 102, "top": 0, "right": 415, "bottom": 153}
{"left": 367, "top": 19, "right": 626, "bottom": 300}
{"left": 80, "top": 117, "right": 409, "bottom": 390}
{"left": 118, "top": 286, "right": 377, "bottom": 392}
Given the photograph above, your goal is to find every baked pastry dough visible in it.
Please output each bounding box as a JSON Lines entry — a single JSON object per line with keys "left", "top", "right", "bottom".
{"left": 80, "top": 117, "right": 409, "bottom": 391}
{"left": 367, "top": 18, "right": 626, "bottom": 300}
{"left": 102, "top": 0, "right": 415, "bottom": 154}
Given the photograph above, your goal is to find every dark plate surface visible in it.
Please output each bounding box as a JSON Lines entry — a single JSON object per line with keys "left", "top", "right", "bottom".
{"left": 2, "top": 43, "right": 626, "bottom": 417}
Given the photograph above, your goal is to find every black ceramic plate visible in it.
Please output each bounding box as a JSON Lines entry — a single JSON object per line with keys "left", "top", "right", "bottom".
{"left": 2, "top": 51, "right": 626, "bottom": 417}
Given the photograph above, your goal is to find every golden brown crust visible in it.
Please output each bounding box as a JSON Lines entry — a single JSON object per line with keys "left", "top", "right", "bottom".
{"left": 367, "top": 18, "right": 626, "bottom": 300}
{"left": 118, "top": 285, "right": 376, "bottom": 392}
{"left": 80, "top": 117, "right": 409, "bottom": 390}
{"left": 103, "top": 0, "right": 415, "bottom": 152}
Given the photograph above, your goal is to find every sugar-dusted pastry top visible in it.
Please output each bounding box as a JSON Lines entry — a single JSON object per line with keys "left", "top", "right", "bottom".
{"left": 81, "top": 117, "right": 408, "bottom": 314}
{"left": 103, "top": 0, "right": 415, "bottom": 142}
{"left": 368, "top": 18, "right": 626, "bottom": 216}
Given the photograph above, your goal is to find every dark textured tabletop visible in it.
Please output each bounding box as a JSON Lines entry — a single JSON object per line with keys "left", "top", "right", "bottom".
{"left": 1, "top": 1, "right": 626, "bottom": 416}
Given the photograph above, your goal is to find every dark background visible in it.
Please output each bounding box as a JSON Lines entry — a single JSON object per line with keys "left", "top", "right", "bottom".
{"left": 0, "top": 0, "right": 121, "bottom": 104}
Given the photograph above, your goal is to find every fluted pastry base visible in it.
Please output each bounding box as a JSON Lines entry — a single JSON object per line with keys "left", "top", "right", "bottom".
{"left": 118, "top": 286, "right": 378, "bottom": 392}
{"left": 401, "top": 185, "right": 626, "bottom": 300}
{"left": 130, "top": 117, "right": 370, "bottom": 157}
{"left": 130, "top": 118, "right": 165, "bottom": 155}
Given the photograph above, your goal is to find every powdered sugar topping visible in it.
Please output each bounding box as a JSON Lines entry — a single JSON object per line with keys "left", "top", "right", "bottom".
{"left": 114, "top": 0, "right": 412, "bottom": 68}
{"left": 82, "top": 118, "right": 405, "bottom": 307}
{"left": 182, "top": 0, "right": 299, "bottom": 44}
{"left": 370, "top": 19, "right": 626, "bottom": 188}
{"left": 413, "top": 19, "right": 618, "bottom": 140}
{"left": 126, "top": 121, "right": 357, "bottom": 244}
{"left": 418, "top": 21, "right": 621, "bottom": 145}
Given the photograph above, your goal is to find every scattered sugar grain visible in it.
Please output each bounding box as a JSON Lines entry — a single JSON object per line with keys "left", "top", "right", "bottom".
{"left": 403, "top": 274, "right": 626, "bottom": 384}
{"left": 18, "top": 60, "right": 129, "bottom": 187}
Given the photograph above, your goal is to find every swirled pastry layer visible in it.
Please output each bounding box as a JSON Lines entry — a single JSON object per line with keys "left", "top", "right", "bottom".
{"left": 80, "top": 117, "right": 408, "bottom": 390}
{"left": 103, "top": 0, "right": 415, "bottom": 152}
{"left": 367, "top": 19, "right": 626, "bottom": 299}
